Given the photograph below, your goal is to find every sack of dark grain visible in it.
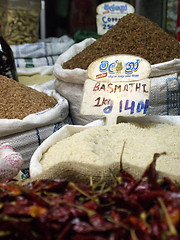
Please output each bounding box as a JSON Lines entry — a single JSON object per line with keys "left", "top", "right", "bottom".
{"left": 0, "top": 75, "right": 70, "bottom": 171}
{"left": 62, "top": 13, "right": 180, "bottom": 70}
{"left": 0, "top": 75, "right": 69, "bottom": 137}
{"left": 54, "top": 13, "right": 180, "bottom": 85}
{"left": 54, "top": 13, "right": 180, "bottom": 125}
{"left": 0, "top": 75, "right": 57, "bottom": 120}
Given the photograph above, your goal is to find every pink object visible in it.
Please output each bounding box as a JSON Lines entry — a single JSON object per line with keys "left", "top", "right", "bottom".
{"left": 0, "top": 143, "right": 23, "bottom": 179}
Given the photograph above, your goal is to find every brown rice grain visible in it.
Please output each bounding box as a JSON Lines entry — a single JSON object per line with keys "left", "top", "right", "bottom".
{"left": 0, "top": 75, "right": 58, "bottom": 119}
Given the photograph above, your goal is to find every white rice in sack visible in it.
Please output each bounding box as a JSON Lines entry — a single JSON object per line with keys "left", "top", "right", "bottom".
{"left": 30, "top": 117, "right": 180, "bottom": 185}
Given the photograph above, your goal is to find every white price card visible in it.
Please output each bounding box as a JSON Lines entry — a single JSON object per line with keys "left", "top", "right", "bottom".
{"left": 80, "top": 78, "right": 151, "bottom": 125}
{"left": 96, "top": 1, "right": 135, "bottom": 35}
{"left": 81, "top": 54, "right": 151, "bottom": 125}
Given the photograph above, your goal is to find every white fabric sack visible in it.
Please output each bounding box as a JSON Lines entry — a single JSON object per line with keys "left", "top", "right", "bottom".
{"left": 11, "top": 36, "right": 75, "bottom": 75}
{"left": 0, "top": 84, "right": 69, "bottom": 138}
{"left": 53, "top": 38, "right": 95, "bottom": 84}
{"left": 0, "top": 80, "right": 71, "bottom": 171}
{"left": 148, "top": 73, "right": 180, "bottom": 116}
{"left": 11, "top": 36, "right": 75, "bottom": 59}
{"left": 151, "top": 59, "right": 180, "bottom": 77}
{"left": 54, "top": 79, "right": 103, "bottom": 125}
{"left": 55, "top": 73, "right": 180, "bottom": 125}
{"left": 53, "top": 38, "right": 180, "bottom": 85}
{"left": 0, "top": 117, "right": 72, "bottom": 171}
{"left": 54, "top": 38, "right": 180, "bottom": 125}
{"left": 29, "top": 116, "right": 180, "bottom": 179}
{"left": 17, "top": 66, "right": 54, "bottom": 76}
{"left": 30, "top": 119, "right": 105, "bottom": 178}
{"left": 15, "top": 55, "right": 59, "bottom": 69}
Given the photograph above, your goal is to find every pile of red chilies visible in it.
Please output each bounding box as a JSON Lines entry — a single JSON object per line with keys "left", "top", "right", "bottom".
{"left": 0, "top": 153, "right": 180, "bottom": 240}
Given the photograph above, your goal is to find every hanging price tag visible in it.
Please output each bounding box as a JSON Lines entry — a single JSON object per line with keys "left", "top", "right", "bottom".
{"left": 80, "top": 54, "right": 151, "bottom": 125}
{"left": 80, "top": 78, "right": 151, "bottom": 125}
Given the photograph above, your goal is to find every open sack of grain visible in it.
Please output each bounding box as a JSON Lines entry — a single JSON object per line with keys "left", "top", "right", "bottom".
{"left": 54, "top": 13, "right": 180, "bottom": 125}
{"left": 29, "top": 116, "right": 180, "bottom": 185}
{"left": 0, "top": 75, "right": 70, "bottom": 173}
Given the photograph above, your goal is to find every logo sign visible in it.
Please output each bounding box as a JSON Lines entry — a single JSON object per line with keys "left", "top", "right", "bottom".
{"left": 96, "top": 1, "right": 135, "bottom": 35}
{"left": 80, "top": 78, "right": 151, "bottom": 125}
{"left": 96, "top": 1, "right": 135, "bottom": 15}
{"left": 88, "top": 54, "right": 151, "bottom": 82}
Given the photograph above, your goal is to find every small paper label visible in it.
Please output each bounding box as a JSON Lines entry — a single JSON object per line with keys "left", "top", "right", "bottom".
{"left": 80, "top": 78, "right": 151, "bottom": 125}
{"left": 96, "top": 1, "right": 135, "bottom": 35}
{"left": 96, "top": 1, "right": 135, "bottom": 15}
{"left": 88, "top": 54, "right": 151, "bottom": 82}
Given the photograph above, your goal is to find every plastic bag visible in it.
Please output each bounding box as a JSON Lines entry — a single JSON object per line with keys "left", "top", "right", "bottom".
{"left": 0, "top": 143, "right": 23, "bottom": 179}
{"left": 0, "top": 0, "right": 41, "bottom": 45}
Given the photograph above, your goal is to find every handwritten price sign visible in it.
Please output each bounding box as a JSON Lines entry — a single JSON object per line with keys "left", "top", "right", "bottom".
{"left": 80, "top": 54, "right": 151, "bottom": 125}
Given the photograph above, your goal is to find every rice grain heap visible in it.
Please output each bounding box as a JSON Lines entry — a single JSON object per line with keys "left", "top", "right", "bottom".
{"left": 40, "top": 122, "right": 180, "bottom": 183}
{"left": 62, "top": 13, "right": 180, "bottom": 70}
{"left": 0, "top": 75, "right": 57, "bottom": 119}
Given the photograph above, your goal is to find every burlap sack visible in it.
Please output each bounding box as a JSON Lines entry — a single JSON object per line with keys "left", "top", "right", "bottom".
{"left": 54, "top": 38, "right": 180, "bottom": 125}
{"left": 29, "top": 116, "right": 180, "bottom": 185}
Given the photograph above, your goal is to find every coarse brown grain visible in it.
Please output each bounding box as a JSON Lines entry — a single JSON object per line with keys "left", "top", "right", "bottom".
{"left": 62, "top": 13, "right": 180, "bottom": 70}
{"left": 0, "top": 75, "right": 58, "bottom": 119}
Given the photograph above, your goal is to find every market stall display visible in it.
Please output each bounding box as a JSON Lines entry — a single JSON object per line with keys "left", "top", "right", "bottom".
{"left": 0, "top": 4, "right": 180, "bottom": 239}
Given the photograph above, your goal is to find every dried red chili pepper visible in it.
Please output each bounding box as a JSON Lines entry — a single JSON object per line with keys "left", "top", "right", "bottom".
{"left": 0, "top": 153, "right": 179, "bottom": 239}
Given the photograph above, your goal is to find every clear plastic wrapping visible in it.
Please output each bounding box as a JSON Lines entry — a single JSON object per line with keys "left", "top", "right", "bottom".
{"left": 0, "top": 0, "right": 41, "bottom": 45}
